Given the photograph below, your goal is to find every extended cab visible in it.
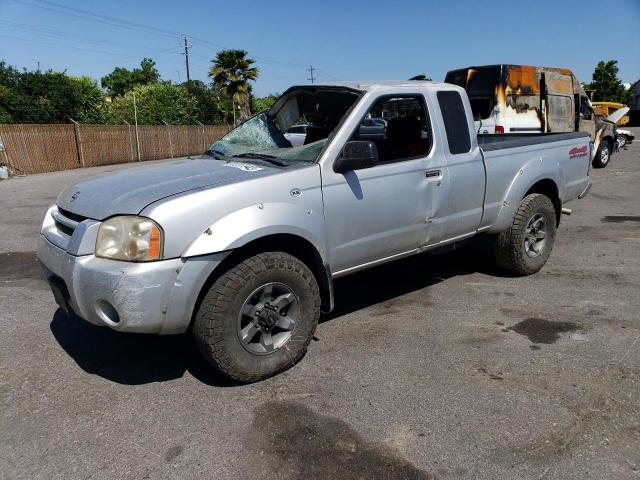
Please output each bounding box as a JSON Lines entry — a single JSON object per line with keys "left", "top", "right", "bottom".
{"left": 38, "top": 81, "right": 591, "bottom": 382}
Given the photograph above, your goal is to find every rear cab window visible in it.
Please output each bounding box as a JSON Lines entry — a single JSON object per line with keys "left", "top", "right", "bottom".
{"left": 437, "top": 90, "right": 471, "bottom": 154}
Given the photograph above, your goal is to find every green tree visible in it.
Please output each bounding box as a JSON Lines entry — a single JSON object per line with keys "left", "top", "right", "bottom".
{"left": 110, "top": 83, "right": 199, "bottom": 125}
{"left": 208, "top": 50, "right": 259, "bottom": 124}
{"left": 101, "top": 58, "right": 160, "bottom": 98}
{"left": 69, "top": 76, "right": 119, "bottom": 124}
{"left": 0, "top": 61, "right": 111, "bottom": 123}
{"left": 251, "top": 94, "right": 278, "bottom": 113}
{"left": 588, "top": 60, "right": 631, "bottom": 105}
{"left": 183, "top": 80, "right": 232, "bottom": 125}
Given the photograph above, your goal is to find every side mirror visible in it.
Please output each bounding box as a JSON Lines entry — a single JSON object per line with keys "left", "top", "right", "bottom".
{"left": 334, "top": 141, "right": 379, "bottom": 173}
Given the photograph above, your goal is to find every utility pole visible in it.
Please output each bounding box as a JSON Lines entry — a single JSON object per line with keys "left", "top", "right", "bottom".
{"left": 183, "top": 34, "right": 191, "bottom": 84}
{"left": 307, "top": 65, "right": 316, "bottom": 84}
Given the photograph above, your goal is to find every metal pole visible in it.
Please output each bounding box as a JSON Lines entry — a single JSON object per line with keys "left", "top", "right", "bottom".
{"left": 163, "top": 121, "right": 174, "bottom": 158}
{"left": 123, "top": 120, "right": 134, "bottom": 162}
{"left": 69, "top": 118, "right": 85, "bottom": 167}
{"left": 197, "top": 121, "right": 205, "bottom": 152}
{"left": 232, "top": 98, "right": 236, "bottom": 127}
{"left": 0, "top": 134, "right": 13, "bottom": 174}
{"left": 133, "top": 92, "right": 141, "bottom": 161}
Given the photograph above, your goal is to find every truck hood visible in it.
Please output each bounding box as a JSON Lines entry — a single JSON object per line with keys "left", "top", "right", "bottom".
{"left": 57, "top": 156, "right": 283, "bottom": 220}
{"left": 606, "top": 107, "right": 630, "bottom": 125}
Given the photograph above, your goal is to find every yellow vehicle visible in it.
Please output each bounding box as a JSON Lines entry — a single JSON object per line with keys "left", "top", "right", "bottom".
{"left": 592, "top": 102, "right": 630, "bottom": 125}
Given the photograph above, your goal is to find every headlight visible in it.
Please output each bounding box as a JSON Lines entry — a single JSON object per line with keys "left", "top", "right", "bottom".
{"left": 96, "top": 216, "right": 163, "bottom": 261}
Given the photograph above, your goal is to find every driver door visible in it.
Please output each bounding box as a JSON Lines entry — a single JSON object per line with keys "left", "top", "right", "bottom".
{"left": 321, "top": 93, "right": 446, "bottom": 274}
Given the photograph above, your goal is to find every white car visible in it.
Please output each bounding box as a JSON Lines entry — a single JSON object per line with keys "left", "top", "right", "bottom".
{"left": 616, "top": 128, "right": 634, "bottom": 148}
{"left": 284, "top": 124, "right": 308, "bottom": 146}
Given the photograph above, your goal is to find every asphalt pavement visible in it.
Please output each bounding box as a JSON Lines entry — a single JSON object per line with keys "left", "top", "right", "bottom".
{"left": 1, "top": 131, "right": 639, "bottom": 479}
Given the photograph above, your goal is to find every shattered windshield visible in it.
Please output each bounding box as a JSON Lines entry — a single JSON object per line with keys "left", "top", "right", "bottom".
{"left": 207, "top": 87, "right": 361, "bottom": 164}
{"left": 209, "top": 113, "right": 289, "bottom": 158}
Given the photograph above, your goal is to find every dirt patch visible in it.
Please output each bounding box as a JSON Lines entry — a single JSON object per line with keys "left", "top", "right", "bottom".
{"left": 477, "top": 367, "right": 504, "bottom": 381}
{"left": 502, "top": 366, "right": 640, "bottom": 462}
{"left": 601, "top": 215, "right": 640, "bottom": 223}
{"left": 245, "top": 400, "right": 432, "bottom": 479}
{"left": 164, "top": 445, "right": 183, "bottom": 462}
{"left": 543, "top": 268, "right": 624, "bottom": 285}
{"left": 370, "top": 300, "right": 404, "bottom": 317}
{"left": 0, "top": 251, "right": 44, "bottom": 283}
{"left": 508, "top": 318, "right": 581, "bottom": 344}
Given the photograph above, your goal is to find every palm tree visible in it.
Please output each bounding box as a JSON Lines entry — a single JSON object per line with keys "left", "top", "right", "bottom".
{"left": 208, "top": 50, "right": 259, "bottom": 125}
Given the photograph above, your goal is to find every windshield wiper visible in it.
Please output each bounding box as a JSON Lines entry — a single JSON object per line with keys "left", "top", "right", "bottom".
{"left": 234, "top": 152, "right": 289, "bottom": 167}
{"left": 205, "top": 149, "right": 226, "bottom": 159}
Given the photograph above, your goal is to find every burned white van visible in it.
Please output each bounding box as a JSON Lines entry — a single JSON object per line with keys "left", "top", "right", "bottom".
{"left": 445, "top": 65, "right": 616, "bottom": 167}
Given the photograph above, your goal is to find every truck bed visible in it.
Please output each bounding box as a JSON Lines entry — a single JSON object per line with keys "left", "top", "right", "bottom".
{"left": 477, "top": 131, "right": 591, "bottom": 233}
{"left": 478, "top": 132, "right": 590, "bottom": 151}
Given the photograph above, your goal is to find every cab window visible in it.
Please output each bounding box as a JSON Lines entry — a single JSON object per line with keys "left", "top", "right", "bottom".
{"left": 580, "top": 98, "right": 593, "bottom": 119}
{"left": 353, "top": 96, "right": 431, "bottom": 163}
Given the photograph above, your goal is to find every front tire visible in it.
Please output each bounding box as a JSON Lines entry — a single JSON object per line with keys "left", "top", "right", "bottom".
{"left": 193, "top": 252, "right": 321, "bottom": 383}
{"left": 592, "top": 141, "right": 611, "bottom": 168}
{"left": 617, "top": 135, "right": 627, "bottom": 149}
{"left": 494, "top": 194, "right": 557, "bottom": 276}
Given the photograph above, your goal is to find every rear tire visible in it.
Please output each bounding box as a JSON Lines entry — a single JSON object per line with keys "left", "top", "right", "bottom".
{"left": 494, "top": 194, "right": 557, "bottom": 276}
{"left": 193, "top": 252, "right": 321, "bottom": 383}
{"left": 592, "top": 141, "right": 611, "bottom": 168}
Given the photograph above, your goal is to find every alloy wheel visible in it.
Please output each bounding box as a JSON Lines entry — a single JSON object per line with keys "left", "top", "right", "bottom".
{"left": 237, "top": 282, "right": 299, "bottom": 355}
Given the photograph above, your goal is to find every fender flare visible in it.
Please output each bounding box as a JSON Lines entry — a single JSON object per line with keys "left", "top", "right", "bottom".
{"left": 182, "top": 203, "right": 335, "bottom": 313}
{"left": 489, "top": 161, "right": 562, "bottom": 234}
{"left": 182, "top": 202, "right": 328, "bottom": 259}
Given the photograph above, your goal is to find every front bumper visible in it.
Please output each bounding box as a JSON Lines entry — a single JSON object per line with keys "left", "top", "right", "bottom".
{"left": 38, "top": 234, "right": 227, "bottom": 334}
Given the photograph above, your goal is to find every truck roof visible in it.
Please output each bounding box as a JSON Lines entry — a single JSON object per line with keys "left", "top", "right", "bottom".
{"left": 296, "top": 80, "right": 451, "bottom": 91}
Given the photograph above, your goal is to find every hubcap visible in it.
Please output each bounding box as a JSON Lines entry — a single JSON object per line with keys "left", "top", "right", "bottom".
{"left": 524, "top": 213, "right": 547, "bottom": 258}
{"left": 237, "top": 282, "right": 299, "bottom": 355}
{"left": 600, "top": 145, "right": 609, "bottom": 164}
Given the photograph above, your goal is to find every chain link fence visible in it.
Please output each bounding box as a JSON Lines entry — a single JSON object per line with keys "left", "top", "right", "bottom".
{"left": 0, "top": 123, "right": 230, "bottom": 175}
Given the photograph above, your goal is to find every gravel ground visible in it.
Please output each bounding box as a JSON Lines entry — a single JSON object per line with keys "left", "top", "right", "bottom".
{"left": 1, "top": 131, "right": 639, "bottom": 480}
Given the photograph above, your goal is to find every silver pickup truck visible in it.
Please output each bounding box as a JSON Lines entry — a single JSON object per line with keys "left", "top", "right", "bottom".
{"left": 38, "top": 81, "right": 591, "bottom": 382}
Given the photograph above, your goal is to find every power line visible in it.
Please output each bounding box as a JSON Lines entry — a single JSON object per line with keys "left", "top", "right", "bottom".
{"left": 0, "top": 19, "right": 182, "bottom": 57}
{"left": 0, "top": 33, "right": 167, "bottom": 61}
{"left": 7, "top": 0, "right": 341, "bottom": 84}
{"left": 16, "top": 0, "right": 180, "bottom": 38}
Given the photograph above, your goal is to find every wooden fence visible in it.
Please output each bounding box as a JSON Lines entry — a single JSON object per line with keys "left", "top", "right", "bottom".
{"left": 0, "top": 123, "right": 231, "bottom": 175}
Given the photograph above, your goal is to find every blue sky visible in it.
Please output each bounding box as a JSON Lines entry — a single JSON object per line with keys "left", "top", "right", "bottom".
{"left": 1, "top": 0, "right": 639, "bottom": 97}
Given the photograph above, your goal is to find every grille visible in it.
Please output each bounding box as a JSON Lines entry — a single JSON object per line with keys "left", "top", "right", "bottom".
{"left": 52, "top": 207, "right": 87, "bottom": 237}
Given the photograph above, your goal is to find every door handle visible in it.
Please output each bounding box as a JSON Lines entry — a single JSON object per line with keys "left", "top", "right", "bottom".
{"left": 425, "top": 170, "right": 441, "bottom": 178}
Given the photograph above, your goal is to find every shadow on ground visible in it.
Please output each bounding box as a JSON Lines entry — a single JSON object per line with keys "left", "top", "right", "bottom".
{"left": 326, "top": 237, "right": 507, "bottom": 321}
{"left": 50, "top": 309, "right": 236, "bottom": 387}
{"left": 50, "top": 238, "right": 505, "bottom": 386}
